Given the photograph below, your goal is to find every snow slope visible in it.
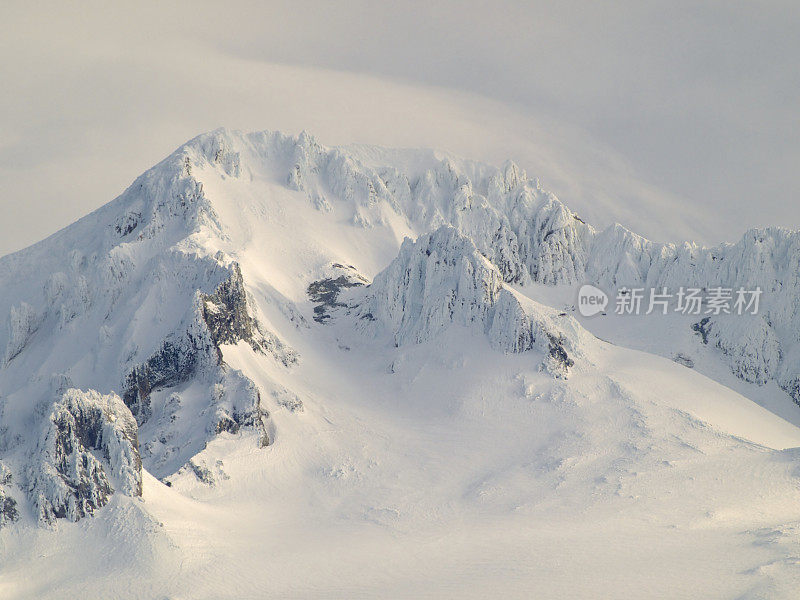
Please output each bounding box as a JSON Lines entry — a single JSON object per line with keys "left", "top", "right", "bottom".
{"left": 2, "top": 128, "right": 800, "bottom": 598}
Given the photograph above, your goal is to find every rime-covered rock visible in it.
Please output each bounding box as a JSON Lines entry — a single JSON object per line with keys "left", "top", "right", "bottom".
{"left": 357, "top": 226, "right": 581, "bottom": 373}
{"left": 587, "top": 227, "right": 800, "bottom": 402}
{"left": 0, "top": 461, "right": 18, "bottom": 527}
{"left": 5, "top": 302, "right": 39, "bottom": 364}
{"left": 693, "top": 315, "right": 782, "bottom": 386}
{"left": 27, "top": 389, "right": 142, "bottom": 526}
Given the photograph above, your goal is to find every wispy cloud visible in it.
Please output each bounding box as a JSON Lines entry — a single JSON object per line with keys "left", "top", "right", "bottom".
{"left": 1, "top": 1, "right": 797, "bottom": 255}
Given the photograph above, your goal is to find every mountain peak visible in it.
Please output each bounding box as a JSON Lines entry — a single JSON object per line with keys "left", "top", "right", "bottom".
{"left": 3, "top": 127, "right": 800, "bottom": 538}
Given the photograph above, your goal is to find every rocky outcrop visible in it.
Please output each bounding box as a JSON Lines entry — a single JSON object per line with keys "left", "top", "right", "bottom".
{"left": 4, "top": 301, "right": 40, "bottom": 364}
{"left": 27, "top": 388, "right": 142, "bottom": 526}
{"left": 123, "top": 262, "right": 297, "bottom": 425}
{"left": 119, "top": 262, "right": 296, "bottom": 476}
{"left": 202, "top": 263, "right": 260, "bottom": 349}
{"left": 0, "top": 491, "right": 18, "bottom": 526}
{"left": 3, "top": 126, "right": 800, "bottom": 529}
{"left": 283, "top": 131, "right": 591, "bottom": 285}
{"left": 693, "top": 315, "right": 782, "bottom": 386}
{"left": 307, "top": 264, "right": 368, "bottom": 323}
{"left": 202, "top": 263, "right": 297, "bottom": 364}
{"left": 0, "top": 461, "right": 19, "bottom": 527}
{"left": 123, "top": 335, "right": 209, "bottom": 424}
{"left": 0, "top": 130, "right": 305, "bottom": 526}
{"left": 200, "top": 262, "right": 298, "bottom": 366}
{"left": 357, "top": 226, "right": 581, "bottom": 374}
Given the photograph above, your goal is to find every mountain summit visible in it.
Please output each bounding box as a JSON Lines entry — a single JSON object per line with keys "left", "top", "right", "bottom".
{"left": 2, "top": 129, "right": 800, "bottom": 598}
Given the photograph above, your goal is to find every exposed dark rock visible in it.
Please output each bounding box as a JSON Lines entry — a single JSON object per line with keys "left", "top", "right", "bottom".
{"left": 123, "top": 262, "right": 295, "bottom": 425}
{"left": 692, "top": 317, "right": 712, "bottom": 344}
{"left": 201, "top": 263, "right": 258, "bottom": 350}
{"left": 118, "top": 263, "right": 291, "bottom": 481}
{"left": 780, "top": 377, "right": 800, "bottom": 407}
{"left": 200, "top": 263, "right": 298, "bottom": 363}
{"left": 188, "top": 460, "right": 216, "bottom": 486}
{"left": 1, "top": 494, "right": 18, "bottom": 525}
{"left": 547, "top": 334, "right": 575, "bottom": 370}
{"left": 180, "top": 457, "right": 232, "bottom": 486}
{"left": 213, "top": 384, "right": 272, "bottom": 448}
{"left": 307, "top": 265, "right": 368, "bottom": 323}
{"left": 214, "top": 404, "right": 261, "bottom": 435}
{"left": 673, "top": 353, "right": 695, "bottom": 368}
{"left": 0, "top": 462, "right": 18, "bottom": 527}
{"left": 123, "top": 337, "right": 203, "bottom": 424}
{"left": 215, "top": 413, "right": 240, "bottom": 434}
{"left": 114, "top": 212, "right": 141, "bottom": 237}
{"left": 272, "top": 386, "right": 304, "bottom": 413}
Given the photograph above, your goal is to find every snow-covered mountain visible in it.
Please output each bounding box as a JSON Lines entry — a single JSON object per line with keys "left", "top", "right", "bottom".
{"left": 3, "top": 129, "right": 800, "bottom": 598}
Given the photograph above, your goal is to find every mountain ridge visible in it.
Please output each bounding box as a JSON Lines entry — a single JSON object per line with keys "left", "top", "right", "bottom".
{"left": 4, "top": 128, "right": 800, "bottom": 598}
{"left": 1, "top": 126, "right": 799, "bottom": 531}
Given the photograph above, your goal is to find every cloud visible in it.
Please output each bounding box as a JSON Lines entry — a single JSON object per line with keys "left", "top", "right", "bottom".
{"left": 1, "top": 1, "right": 797, "bottom": 256}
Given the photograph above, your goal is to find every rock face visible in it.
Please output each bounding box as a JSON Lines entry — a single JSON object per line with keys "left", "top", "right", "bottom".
{"left": 120, "top": 260, "right": 297, "bottom": 472}
{"left": 693, "top": 315, "right": 782, "bottom": 386}
{"left": 202, "top": 264, "right": 298, "bottom": 367}
{"left": 307, "top": 264, "right": 368, "bottom": 324}
{"left": 120, "top": 262, "right": 296, "bottom": 477}
{"left": 27, "top": 389, "right": 142, "bottom": 526}
{"left": 4, "top": 302, "right": 39, "bottom": 364}
{"left": 123, "top": 335, "right": 205, "bottom": 425}
{"left": 0, "top": 492, "right": 18, "bottom": 526}
{"left": 122, "top": 262, "right": 281, "bottom": 425}
{"left": 0, "top": 461, "right": 19, "bottom": 527}
{"left": 585, "top": 228, "right": 800, "bottom": 404}
{"left": 357, "top": 226, "right": 580, "bottom": 375}
{"left": 202, "top": 263, "right": 261, "bottom": 350}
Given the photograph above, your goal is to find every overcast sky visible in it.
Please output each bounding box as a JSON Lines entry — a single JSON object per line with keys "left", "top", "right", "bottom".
{"left": 2, "top": 1, "right": 798, "bottom": 256}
